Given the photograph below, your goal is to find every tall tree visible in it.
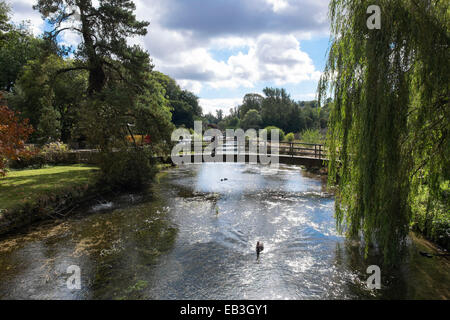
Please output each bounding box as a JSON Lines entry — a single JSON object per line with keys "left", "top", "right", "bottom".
{"left": 216, "top": 109, "right": 223, "bottom": 122}
{"left": 34, "top": 0, "right": 174, "bottom": 189}
{"left": 0, "top": 0, "right": 9, "bottom": 32}
{"left": 151, "top": 71, "right": 202, "bottom": 128}
{"left": 9, "top": 55, "right": 88, "bottom": 144}
{"left": 0, "top": 93, "right": 34, "bottom": 176}
{"left": 319, "top": 0, "right": 449, "bottom": 262}
{"left": 34, "top": 0, "right": 150, "bottom": 95}
{"left": 241, "top": 109, "right": 262, "bottom": 130}
{"left": 0, "top": 1, "right": 43, "bottom": 92}
{"left": 261, "top": 87, "right": 294, "bottom": 132}
{"left": 239, "top": 93, "right": 263, "bottom": 118}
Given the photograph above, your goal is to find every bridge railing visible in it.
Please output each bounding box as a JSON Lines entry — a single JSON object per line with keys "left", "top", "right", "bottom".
{"left": 278, "top": 141, "right": 326, "bottom": 159}
{"left": 257, "top": 141, "right": 326, "bottom": 159}
{"left": 179, "top": 139, "right": 327, "bottom": 159}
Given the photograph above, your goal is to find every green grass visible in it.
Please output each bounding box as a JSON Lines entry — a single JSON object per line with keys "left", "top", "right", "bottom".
{"left": 0, "top": 165, "right": 100, "bottom": 210}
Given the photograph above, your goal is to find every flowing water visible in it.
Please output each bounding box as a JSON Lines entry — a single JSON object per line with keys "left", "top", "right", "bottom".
{"left": 0, "top": 163, "right": 448, "bottom": 299}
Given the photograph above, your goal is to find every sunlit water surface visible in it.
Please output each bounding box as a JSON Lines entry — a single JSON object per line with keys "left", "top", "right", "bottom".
{"left": 0, "top": 163, "right": 448, "bottom": 299}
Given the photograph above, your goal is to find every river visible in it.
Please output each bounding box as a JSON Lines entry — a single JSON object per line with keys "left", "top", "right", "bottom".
{"left": 0, "top": 163, "right": 448, "bottom": 299}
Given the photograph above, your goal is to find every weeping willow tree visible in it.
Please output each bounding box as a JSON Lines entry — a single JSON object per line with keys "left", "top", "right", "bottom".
{"left": 318, "top": 0, "right": 449, "bottom": 263}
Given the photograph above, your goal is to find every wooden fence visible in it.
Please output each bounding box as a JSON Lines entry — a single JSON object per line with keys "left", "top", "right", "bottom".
{"left": 182, "top": 140, "right": 327, "bottom": 159}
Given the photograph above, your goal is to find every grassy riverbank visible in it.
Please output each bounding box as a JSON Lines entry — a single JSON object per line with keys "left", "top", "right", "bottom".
{"left": 0, "top": 165, "right": 101, "bottom": 236}
{"left": 0, "top": 163, "right": 175, "bottom": 236}
{"left": 0, "top": 165, "right": 100, "bottom": 210}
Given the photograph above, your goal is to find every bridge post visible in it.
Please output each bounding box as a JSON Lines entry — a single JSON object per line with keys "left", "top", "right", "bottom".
{"left": 314, "top": 144, "right": 317, "bottom": 158}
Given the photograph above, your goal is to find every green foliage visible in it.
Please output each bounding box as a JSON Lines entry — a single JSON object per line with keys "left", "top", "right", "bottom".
{"left": 0, "top": 19, "right": 43, "bottom": 92}
{"left": 35, "top": 0, "right": 151, "bottom": 95}
{"left": 233, "top": 88, "right": 323, "bottom": 134}
{"left": 9, "top": 142, "right": 75, "bottom": 169}
{"left": 218, "top": 115, "right": 240, "bottom": 130}
{"left": 151, "top": 71, "right": 202, "bottom": 128}
{"left": 203, "top": 89, "right": 324, "bottom": 134}
{"left": 36, "top": 105, "right": 61, "bottom": 143}
{"left": 41, "top": 141, "right": 68, "bottom": 154}
{"left": 81, "top": 72, "right": 174, "bottom": 189}
{"left": 300, "top": 129, "right": 323, "bottom": 144}
{"left": 0, "top": 0, "right": 9, "bottom": 32}
{"left": 285, "top": 132, "right": 295, "bottom": 142}
{"left": 410, "top": 182, "right": 450, "bottom": 249}
{"left": 260, "top": 88, "right": 293, "bottom": 131}
{"left": 97, "top": 148, "right": 158, "bottom": 190}
{"left": 263, "top": 126, "right": 285, "bottom": 142}
{"left": 240, "top": 109, "right": 262, "bottom": 130}
{"left": 239, "top": 93, "right": 263, "bottom": 118}
{"left": 319, "top": 0, "right": 450, "bottom": 262}
{"left": 9, "top": 54, "right": 88, "bottom": 144}
{"left": 216, "top": 109, "right": 224, "bottom": 122}
{"left": 32, "top": 1, "right": 175, "bottom": 190}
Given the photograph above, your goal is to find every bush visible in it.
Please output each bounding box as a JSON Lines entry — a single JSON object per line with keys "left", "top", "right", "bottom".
{"left": 411, "top": 183, "right": 450, "bottom": 250}
{"left": 262, "top": 126, "right": 285, "bottom": 142}
{"left": 97, "top": 148, "right": 158, "bottom": 190}
{"left": 41, "top": 141, "right": 69, "bottom": 162}
{"left": 285, "top": 132, "right": 295, "bottom": 142}
{"left": 300, "top": 129, "right": 323, "bottom": 144}
{"left": 9, "top": 142, "right": 73, "bottom": 169}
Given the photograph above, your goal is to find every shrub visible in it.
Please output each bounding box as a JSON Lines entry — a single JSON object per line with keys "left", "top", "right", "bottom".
{"left": 300, "top": 129, "right": 323, "bottom": 144}
{"left": 43, "top": 141, "right": 69, "bottom": 153}
{"left": 97, "top": 148, "right": 157, "bottom": 190}
{"left": 285, "top": 132, "right": 295, "bottom": 142}
{"left": 262, "top": 126, "right": 285, "bottom": 142}
{"left": 9, "top": 141, "right": 72, "bottom": 169}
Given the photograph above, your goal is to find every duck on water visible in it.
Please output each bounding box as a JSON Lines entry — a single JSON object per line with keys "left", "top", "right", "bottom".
{"left": 256, "top": 241, "right": 264, "bottom": 260}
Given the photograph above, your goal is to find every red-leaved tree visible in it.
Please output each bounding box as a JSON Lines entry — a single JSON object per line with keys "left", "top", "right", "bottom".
{"left": 0, "top": 93, "right": 34, "bottom": 176}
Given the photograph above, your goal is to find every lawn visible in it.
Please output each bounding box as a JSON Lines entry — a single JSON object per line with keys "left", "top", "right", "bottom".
{"left": 0, "top": 165, "right": 100, "bottom": 210}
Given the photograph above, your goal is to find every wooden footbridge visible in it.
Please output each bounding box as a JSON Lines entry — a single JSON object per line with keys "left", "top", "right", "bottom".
{"left": 173, "top": 140, "right": 328, "bottom": 167}
{"left": 60, "top": 141, "right": 328, "bottom": 168}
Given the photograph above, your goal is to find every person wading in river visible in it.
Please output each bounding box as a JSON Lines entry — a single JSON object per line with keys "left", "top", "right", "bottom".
{"left": 256, "top": 241, "right": 264, "bottom": 260}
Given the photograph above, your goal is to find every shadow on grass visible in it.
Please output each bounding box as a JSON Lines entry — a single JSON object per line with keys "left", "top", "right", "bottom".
{"left": 0, "top": 166, "right": 99, "bottom": 210}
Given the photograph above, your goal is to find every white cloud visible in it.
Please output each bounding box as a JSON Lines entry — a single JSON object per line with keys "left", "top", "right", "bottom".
{"left": 177, "top": 80, "right": 202, "bottom": 95}
{"left": 266, "top": 0, "right": 289, "bottom": 12}
{"left": 254, "top": 34, "right": 321, "bottom": 84}
{"left": 8, "top": 0, "right": 44, "bottom": 35}
{"left": 153, "top": 33, "right": 321, "bottom": 93}
{"left": 199, "top": 98, "right": 243, "bottom": 115}
{"left": 135, "top": 0, "right": 328, "bottom": 93}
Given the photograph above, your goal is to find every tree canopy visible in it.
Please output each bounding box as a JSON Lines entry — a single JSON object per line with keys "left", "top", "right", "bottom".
{"left": 241, "top": 109, "right": 262, "bottom": 130}
{"left": 201, "top": 87, "right": 326, "bottom": 135}
{"left": 34, "top": 0, "right": 151, "bottom": 95}
{"left": 319, "top": 0, "right": 449, "bottom": 263}
{"left": 0, "top": 2, "right": 44, "bottom": 92}
{"left": 151, "top": 71, "right": 202, "bottom": 128}
{"left": 30, "top": 0, "right": 175, "bottom": 188}
{"left": 9, "top": 54, "right": 88, "bottom": 144}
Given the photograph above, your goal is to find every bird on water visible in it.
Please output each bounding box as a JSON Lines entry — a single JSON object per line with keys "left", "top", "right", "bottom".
{"left": 256, "top": 241, "right": 264, "bottom": 260}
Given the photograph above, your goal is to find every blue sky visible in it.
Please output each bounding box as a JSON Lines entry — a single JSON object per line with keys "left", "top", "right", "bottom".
{"left": 9, "top": 0, "right": 331, "bottom": 115}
